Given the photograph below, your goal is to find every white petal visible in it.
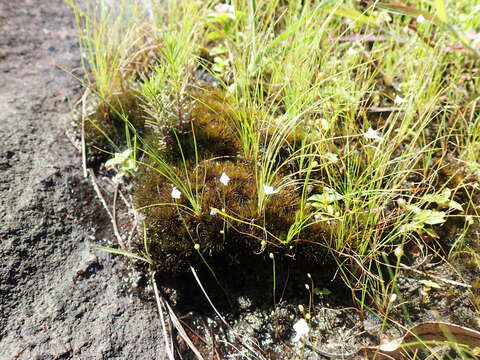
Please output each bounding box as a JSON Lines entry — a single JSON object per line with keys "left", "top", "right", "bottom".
{"left": 364, "top": 127, "right": 384, "bottom": 141}
{"left": 389, "top": 293, "right": 397, "bottom": 303}
{"left": 219, "top": 172, "right": 230, "bottom": 186}
{"left": 263, "top": 184, "right": 279, "bottom": 195}
{"left": 417, "top": 14, "right": 426, "bottom": 23}
{"left": 346, "top": 47, "right": 357, "bottom": 56}
{"left": 213, "top": 4, "right": 236, "bottom": 20}
{"left": 210, "top": 208, "right": 218, "bottom": 216}
{"left": 292, "top": 319, "right": 309, "bottom": 342}
{"left": 215, "top": 4, "right": 234, "bottom": 13}
{"left": 394, "top": 95, "right": 407, "bottom": 104}
{"left": 171, "top": 187, "right": 181, "bottom": 199}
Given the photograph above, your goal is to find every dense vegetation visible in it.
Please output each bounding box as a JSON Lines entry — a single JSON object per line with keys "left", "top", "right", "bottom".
{"left": 68, "top": 0, "right": 480, "bottom": 357}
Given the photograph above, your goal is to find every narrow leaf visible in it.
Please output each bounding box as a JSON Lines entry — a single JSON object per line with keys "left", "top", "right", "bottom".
{"left": 326, "top": 7, "right": 377, "bottom": 27}
{"left": 419, "top": 279, "right": 441, "bottom": 289}
{"left": 369, "top": 2, "right": 442, "bottom": 25}
{"left": 92, "top": 245, "right": 152, "bottom": 264}
{"left": 448, "top": 200, "right": 464, "bottom": 212}
{"left": 435, "top": 0, "right": 448, "bottom": 23}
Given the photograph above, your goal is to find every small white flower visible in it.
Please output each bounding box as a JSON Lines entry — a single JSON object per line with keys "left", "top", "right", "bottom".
{"left": 211, "top": 3, "right": 236, "bottom": 20}
{"left": 417, "top": 14, "right": 426, "bottom": 23}
{"left": 292, "top": 319, "right": 309, "bottom": 342}
{"left": 394, "top": 95, "right": 407, "bottom": 104}
{"left": 210, "top": 208, "right": 218, "bottom": 216}
{"left": 320, "top": 118, "right": 329, "bottom": 131}
{"left": 219, "top": 172, "right": 230, "bottom": 186}
{"left": 263, "top": 184, "right": 279, "bottom": 195}
{"left": 364, "top": 127, "right": 384, "bottom": 142}
{"left": 171, "top": 187, "right": 181, "bottom": 199}
{"left": 389, "top": 293, "right": 397, "bottom": 304}
{"left": 214, "top": 3, "right": 234, "bottom": 13}
{"left": 346, "top": 47, "right": 357, "bottom": 56}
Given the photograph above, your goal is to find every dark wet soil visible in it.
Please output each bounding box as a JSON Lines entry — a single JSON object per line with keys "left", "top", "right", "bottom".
{"left": 0, "top": 1, "right": 165, "bottom": 359}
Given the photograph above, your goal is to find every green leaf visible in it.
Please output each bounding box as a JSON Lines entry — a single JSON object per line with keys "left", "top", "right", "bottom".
{"left": 209, "top": 45, "right": 228, "bottom": 56}
{"left": 421, "top": 188, "right": 450, "bottom": 206}
{"left": 421, "top": 188, "right": 463, "bottom": 211}
{"left": 206, "top": 31, "right": 223, "bottom": 41}
{"left": 405, "top": 204, "right": 422, "bottom": 214}
{"left": 313, "top": 288, "right": 332, "bottom": 296}
{"left": 92, "top": 245, "right": 152, "bottom": 264}
{"left": 448, "top": 200, "right": 463, "bottom": 212}
{"left": 323, "top": 152, "right": 339, "bottom": 163}
{"left": 413, "top": 209, "right": 446, "bottom": 225}
{"left": 308, "top": 188, "right": 343, "bottom": 204}
{"left": 419, "top": 279, "right": 441, "bottom": 289}
{"left": 105, "top": 149, "right": 135, "bottom": 171}
{"left": 435, "top": 0, "right": 448, "bottom": 23}
{"left": 326, "top": 7, "right": 377, "bottom": 27}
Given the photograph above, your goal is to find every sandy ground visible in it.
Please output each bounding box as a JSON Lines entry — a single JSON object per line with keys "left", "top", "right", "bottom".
{"left": 0, "top": 1, "right": 165, "bottom": 359}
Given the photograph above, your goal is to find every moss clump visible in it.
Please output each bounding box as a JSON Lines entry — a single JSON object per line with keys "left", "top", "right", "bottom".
{"left": 132, "top": 89, "right": 330, "bottom": 272}
{"left": 134, "top": 157, "right": 319, "bottom": 272}
{"left": 139, "top": 88, "right": 241, "bottom": 166}
{"left": 82, "top": 91, "right": 145, "bottom": 167}
{"left": 189, "top": 89, "right": 242, "bottom": 158}
{"left": 135, "top": 159, "right": 254, "bottom": 272}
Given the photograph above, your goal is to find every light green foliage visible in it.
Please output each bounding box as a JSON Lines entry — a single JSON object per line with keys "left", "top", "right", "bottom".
{"left": 421, "top": 188, "right": 464, "bottom": 212}
{"left": 406, "top": 205, "right": 446, "bottom": 225}
{"left": 105, "top": 149, "right": 136, "bottom": 172}
{"left": 308, "top": 188, "right": 343, "bottom": 208}
{"left": 419, "top": 279, "right": 442, "bottom": 289}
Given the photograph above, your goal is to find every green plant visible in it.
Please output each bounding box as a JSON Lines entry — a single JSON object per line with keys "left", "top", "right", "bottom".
{"left": 70, "top": 0, "right": 480, "bottom": 357}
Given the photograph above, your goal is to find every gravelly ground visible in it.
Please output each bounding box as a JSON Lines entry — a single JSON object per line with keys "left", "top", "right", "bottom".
{"left": 0, "top": 1, "right": 165, "bottom": 359}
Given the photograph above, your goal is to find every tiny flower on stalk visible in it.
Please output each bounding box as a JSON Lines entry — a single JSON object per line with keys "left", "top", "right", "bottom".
{"left": 416, "top": 14, "right": 426, "bottom": 23}
{"left": 364, "top": 127, "right": 384, "bottom": 142}
{"left": 394, "top": 95, "right": 407, "bottom": 104}
{"left": 263, "top": 184, "right": 279, "bottom": 195}
{"left": 292, "top": 318, "right": 309, "bottom": 342}
{"left": 389, "top": 293, "right": 397, "bottom": 304}
{"left": 215, "top": 3, "right": 234, "bottom": 13}
{"left": 210, "top": 3, "right": 236, "bottom": 21}
{"left": 171, "top": 187, "right": 181, "bottom": 200}
{"left": 219, "top": 172, "right": 230, "bottom": 186}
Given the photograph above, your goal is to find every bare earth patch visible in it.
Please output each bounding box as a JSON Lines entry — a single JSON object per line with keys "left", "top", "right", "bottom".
{"left": 0, "top": 1, "right": 165, "bottom": 359}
